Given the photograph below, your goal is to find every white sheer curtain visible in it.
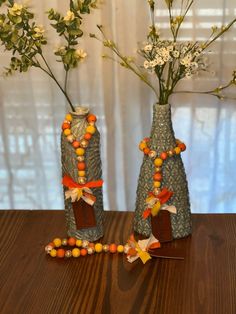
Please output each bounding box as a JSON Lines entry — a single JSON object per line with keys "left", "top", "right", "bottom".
{"left": 0, "top": 0, "right": 236, "bottom": 212}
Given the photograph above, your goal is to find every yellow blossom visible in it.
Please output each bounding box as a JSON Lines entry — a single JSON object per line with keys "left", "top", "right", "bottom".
{"left": 9, "top": 3, "right": 23, "bottom": 16}
{"left": 75, "top": 48, "right": 87, "bottom": 59}
{"left": 63, "top": 10, "right": 75, "bottom": 22}
{"left": 33, "top": 25, "right": 45, "bottom": 38}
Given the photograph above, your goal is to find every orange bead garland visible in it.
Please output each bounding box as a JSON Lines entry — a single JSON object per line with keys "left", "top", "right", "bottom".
{"left": 139, "top": 137, "right": 186, "bottom": 213}
{"left": 45, "top": 237, "right": 131, "bottom": 259}
{"left": 62, "top": 112, "right": 98, "bottom": 185}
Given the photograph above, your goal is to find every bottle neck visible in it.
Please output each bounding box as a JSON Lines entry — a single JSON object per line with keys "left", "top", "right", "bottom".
{"left": 150, "top": 103, "right": 176, "bottom": 152}
{"left": 70, "top": 106, "right": 89, "bottom": 126}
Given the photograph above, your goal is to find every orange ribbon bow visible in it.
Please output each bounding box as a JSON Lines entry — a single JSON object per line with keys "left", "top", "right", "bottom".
{"left": 143, "top": 187, "right": 175, "bottom": 219}
{"left": 62, "top": 175, "right": 103, "bottom": 205}
{"left": 62, "top": 175, "right": 103, "bottom": 189}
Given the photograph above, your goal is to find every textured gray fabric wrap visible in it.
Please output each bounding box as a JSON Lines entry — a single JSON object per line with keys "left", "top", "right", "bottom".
{"left": 133, "top": 103, "right": 192, "bottom": 239}
{"left": 61, "top": 107, "right": 104, "bottom": 241}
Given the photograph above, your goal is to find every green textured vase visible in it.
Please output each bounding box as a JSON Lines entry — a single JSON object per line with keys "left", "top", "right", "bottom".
{"left": 61, "top": 106, "right": 104, "bottom": 241}
{"left": 133, "top": 103, "right": 192, "bottom": 239}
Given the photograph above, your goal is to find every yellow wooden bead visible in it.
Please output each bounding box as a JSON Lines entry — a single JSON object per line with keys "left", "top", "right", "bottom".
{"left": 154, "top": 158, "right": 163, "bottom": 167}
{"left": 53, "top": 238, "right": 62, "bottom": 247}
{"left": 72, "top": 248, "right": 80, "bottom": 257}
{"left": 50, "top": 249, "right": 57, "bottom": 257}
{"left": 153, "top": 181, "right": 161, "bottom": 188}
{"left": 76, "top": 148, "right": 85, "bottom": 156}
{"left": 95, "top": 243, "right": 103, "bottom": 253}
{"left": 65, "top": 114, "right": 72, "bottom": 122}
{"left": 64, "top": 129, "right": 71, "bottom": 136}
{"left": 117, "top": 245, "right": 124, "bottom": 253}
{"left": 174, "top": 147, "right": 181, "bottom": 154}
{"left": 76, "top": 239, "right": 82, "bottom": 247}
{"left": 86, "top": 125, "right": 96, "bottom": 134}
{"left": 139, "top": 141, "right": 147, "bottom": 151}
{"left": 78, "top": 171, "right": 86, "bottom": 177}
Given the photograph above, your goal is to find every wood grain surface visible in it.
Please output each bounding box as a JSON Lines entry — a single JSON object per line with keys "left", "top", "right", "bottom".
{"left": 0, "top": 211, "right": 235, "bottom": 314}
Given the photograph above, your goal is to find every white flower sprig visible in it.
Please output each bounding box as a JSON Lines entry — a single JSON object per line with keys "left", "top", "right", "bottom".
{"left": 92, "top": 0, "right": 236, "bottom": 104}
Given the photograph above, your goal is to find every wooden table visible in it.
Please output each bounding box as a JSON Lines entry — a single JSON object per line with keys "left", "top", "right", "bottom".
{"left": 0, "top": 211, "right": 235, "bottom": 314}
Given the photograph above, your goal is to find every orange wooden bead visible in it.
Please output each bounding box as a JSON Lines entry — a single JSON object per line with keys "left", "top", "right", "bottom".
{"left": 72, "top": 141, "right": 80, "bottom": 148}
{"left": 57, "top": 248, "right": 65, "bottom": 258}
{"left": 109, "top": 243, "right": 117, "bottom": 253}
{"left": 68, "top": 237, "right": 76, "bottom": 246}
{"left": 139, "top": 141, "right": 147, "bottom": 151}
{"left": 87, "top": 114, "right": 97, "bottom": 123}
{"left": 62, "top": 123, "right": 70, "bottom": 130}
{"left": 80, "top": 248, "right": 88, "bottom": 256}
{"left": 160, "top": 152, "right": 168, "bottom": 160}
{"left": 84, "top": 133, "right": 92, "bottom": 140}
{"left": 77, "top": 162, "right": 86, "bottom": 170}
{"left": 153, "top": 173, "right": 162, "bottom": 181}
{"left": 178, "top": 143, "right": 186, "bottom": 151}
{"left": 143, "top": 148, "right": 150, "bottom": 155}
{"left": 48, "top": 242, "right": 55, "bottom": 248}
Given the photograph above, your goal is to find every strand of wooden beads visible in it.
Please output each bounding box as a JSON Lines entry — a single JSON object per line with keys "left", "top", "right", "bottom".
{"left": 139, "top": 138, "right": 186, "bottom": 194}
{"left": 62, "top": 113, "right": 97, "bottom": 185}
{"left": 45, "top": 237, "right": 130, "bottom": 259}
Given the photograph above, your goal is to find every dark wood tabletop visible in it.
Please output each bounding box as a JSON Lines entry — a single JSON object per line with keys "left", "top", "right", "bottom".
{"left": 0, "top": 211, "right": 235, "bottom": 314}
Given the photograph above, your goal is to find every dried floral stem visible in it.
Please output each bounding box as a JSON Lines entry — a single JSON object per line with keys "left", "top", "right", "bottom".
{"left": 96, "top": 25, "right": 159, "bottom": 99}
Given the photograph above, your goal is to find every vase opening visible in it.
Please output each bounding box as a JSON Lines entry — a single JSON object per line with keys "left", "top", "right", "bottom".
{"left": 71, "top": 106, "right": 90, "bottom": 118}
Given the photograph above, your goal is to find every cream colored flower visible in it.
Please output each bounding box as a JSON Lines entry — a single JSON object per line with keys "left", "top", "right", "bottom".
{"left": 144, "top": 60, "right": 150, "bottom": 69}
{"left": 63, "top": 10, "right": 75, "bottom": 22}
{"left": 190, "top": 62, "right": 198, "bottom": 70}
{"left": 54, "top": 45, "right": 66, "bottom": 55}
{"left": 181, "top": 46, "right": 188, "bottom": 54}
{"left": 185, "top": 72, "right": 192, "bottom": 79}
{"left": 172, "top": 50, "right": 180, "bottom": 58}
{"left": 75, "top": 48, "right": 87, "bottom": 59}
{"left": 180, "top": 54, "right": 192, "bottom": 66}
{"left": 155, "top": 56, "right": 164, "bottom": 66}
{"left": 33, "top": 25, "right": 45, "bottom": 39}
{"left": 9, "top": 3, "right": 23, "bottom": 16}
{"left": 167, "top": 45, "right": 174, "bottom": 52}
{"left": 144, "top": 44, "right": 153, "bottom": 52}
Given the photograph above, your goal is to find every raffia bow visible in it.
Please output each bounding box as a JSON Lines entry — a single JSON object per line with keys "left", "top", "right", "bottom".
{"left": 62, "top": 175, "right": 103, "bottom": 205}
{"left": 143, "top": 187, "right": 177, "bottom": 219}
{"left": 127, "top": 234, "right": 160, "bottom": 264}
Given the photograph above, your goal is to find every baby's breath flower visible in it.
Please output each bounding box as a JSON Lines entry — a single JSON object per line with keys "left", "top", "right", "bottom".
{"left": 155, "top": 57, "right": 164, "bottom": 65}
{"left": 190, "top": 62, "right": 198, "bottom": 70}
{"left": 180, "top": 54, "right": 192, "bottom": 66}
{"left": 185, "top": 72, "right": 192, "bottom": 79}
{"left": 63, "top": 10, "right": 75, "bottom": 22}
{"left": 181, "top": 46, "right": 188, "bottom": 54}
{"left": 144, "top": 44, "right": 153, "bottom": 52}
{"left": 8, "top": 3, "right": 23, "bottom": 16}
{"left": 172, "top": 50, "right": 179, "bottom": 58}
{"left": 167, "top": 45, "right": 174, "bottom": 52}
{"left": 144, "top": 60, "right": 150, "bottom": 69}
